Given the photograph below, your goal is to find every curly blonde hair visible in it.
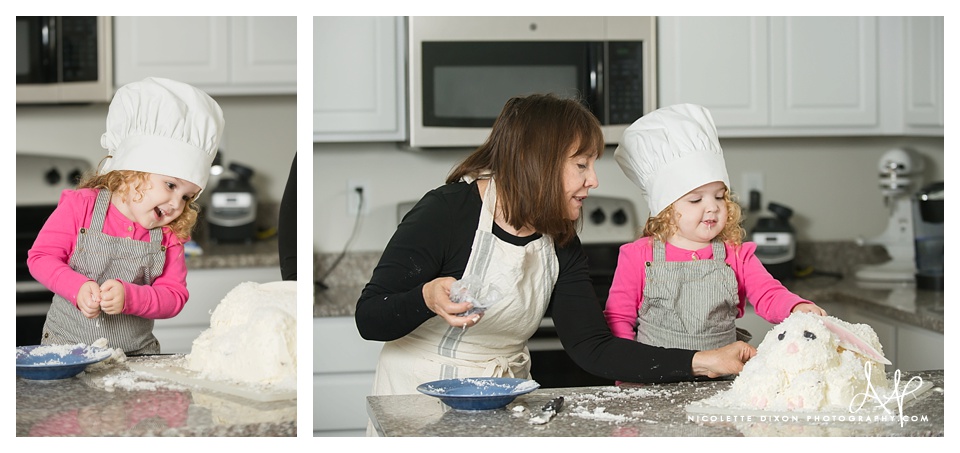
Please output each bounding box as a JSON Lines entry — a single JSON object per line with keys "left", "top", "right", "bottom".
{"left": 642, "top": 188, "right": 745, "bottom": 247}
{"left": 77, "top": 170, "right": 199, "bottom": 241}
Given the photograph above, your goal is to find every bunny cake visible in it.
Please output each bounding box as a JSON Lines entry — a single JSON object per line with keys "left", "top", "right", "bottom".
{"left": 185, "top": 281, "right": 297, "bottom": 390}
{"left": 702, "top": 312, "right": 891, "bottom": 412}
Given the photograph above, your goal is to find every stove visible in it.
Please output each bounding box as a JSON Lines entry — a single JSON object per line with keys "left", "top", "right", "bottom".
{"left": 16, "top": 153, "right": 91, "bottom": 346}
{"left": 530, "top": 195, "right": 638, "bottom": 388}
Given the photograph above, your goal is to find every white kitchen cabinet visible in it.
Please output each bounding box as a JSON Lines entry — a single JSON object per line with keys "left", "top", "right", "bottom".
{"left": 313, "top": 16, "right": 406, "bottom": 142}
{"left": 113, "top": 16, "right": 296, "bottom": 95}
{"left": 659, "top": 16, "right": 941, "bottom": 137}
{"left": 768, "top": 17, "right": 877, "bottom": 128}
{"left": 313, "top": 316, "right": 383, "bottom": 436}
{"left": 895, "top": 323, "right": 944, "bottom": 371}
{"left": 659, "top": 17, "right": 769, "bottom": 128}
{"left": 833, "top": 305, "right": 942, "bottom": 373}
{"left": 153, "top": 266, "right": 280, "bottom": 354}
{"left": 902, "top": 16, "right": 944, "bottom": 133}
{"left": 660, "top": 16, "right": 877, "bottom": 136}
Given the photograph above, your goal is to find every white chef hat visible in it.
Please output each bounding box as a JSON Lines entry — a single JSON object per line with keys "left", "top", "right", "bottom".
{"left": 99, "top": 77, "right": 224, "bottom": 193}
{"left": 614, "top": 104, "right": 729, "bottom": 216}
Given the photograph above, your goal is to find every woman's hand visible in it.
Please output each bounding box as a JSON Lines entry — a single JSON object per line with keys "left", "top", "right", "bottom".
{"left": 791, "top": 302, "right": 827, "bottom": 316}
{"left": 77, "top": 281, "right": 102, "bottom": 319}
{"left": 99, "top": 279, "right": 126, "bottom": 315}
{"left": 422, "top": 277, "right": 483, "bottom": 328}
{"left": 691, "top": 341, "right": 757, "bottom": 378}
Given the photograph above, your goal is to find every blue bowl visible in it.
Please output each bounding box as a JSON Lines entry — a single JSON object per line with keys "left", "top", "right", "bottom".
{"left": 16, "top": 344, "right": 112, "bottom": 380}
{"left": 416, "top": 377, "right": 540, "bottom": 411}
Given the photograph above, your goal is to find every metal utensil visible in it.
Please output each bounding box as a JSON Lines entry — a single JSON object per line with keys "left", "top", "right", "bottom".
{"left": 529, "top": 396, "right": 563, "bottom": 425}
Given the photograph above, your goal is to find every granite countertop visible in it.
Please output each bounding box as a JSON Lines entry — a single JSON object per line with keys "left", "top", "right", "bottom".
{"left": 783, "top": 277, "right": 943, "bottom": 333}
{"left": 186, "top": 236, "right": 281, "bottom": 270}
{"left": 16, "top": 356, "right": 295, "bottom": 437}
{"left": 367, "top": 370, "right": 943, "bottom": 437}
{"left": 314, "top": 277, "right": 944, "bottom": 334}
{"left": 314, "top": 283, "right": 365, "bottom": 317}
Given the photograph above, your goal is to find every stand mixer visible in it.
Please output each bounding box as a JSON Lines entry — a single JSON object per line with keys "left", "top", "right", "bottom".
{"left": 855, "top": 148, "right": 923, "bottom": 282}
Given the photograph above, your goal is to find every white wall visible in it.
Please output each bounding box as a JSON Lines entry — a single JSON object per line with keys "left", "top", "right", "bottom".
{"left": 16, "top": 95, "right": 296, "bottom": 203}
{"left": 313, "top": 136, "right": 943, "bottom": 253}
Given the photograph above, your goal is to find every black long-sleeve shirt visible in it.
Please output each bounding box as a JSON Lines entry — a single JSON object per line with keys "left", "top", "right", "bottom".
{"left": 278, "top": 154, "right": 296, "bottom": 281}
{"left": 354, "top": 180, "right": 697, "bottom": 383}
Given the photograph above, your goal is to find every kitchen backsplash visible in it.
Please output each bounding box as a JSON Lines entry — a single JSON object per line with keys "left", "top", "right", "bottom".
{"left": 16, "top": 95, "right": 296, "bottom": 203}
{"left": 314, "top": 241, "right": 892, "bottom": 289}
{"left": 314, "top": 136, "right": 944, "bottom": 254}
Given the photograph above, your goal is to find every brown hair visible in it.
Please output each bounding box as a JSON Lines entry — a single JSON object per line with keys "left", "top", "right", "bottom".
{"left": 642, "top": 188, "right": 745, "bottom": 246}
{"left": 77, "top": 170, "right": 199, "bottom": 241}
{"left": 446, "top": 93, "right": 604, "bottom": 246}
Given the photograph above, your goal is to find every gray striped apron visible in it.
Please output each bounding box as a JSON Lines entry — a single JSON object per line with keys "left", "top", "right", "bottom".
{"left": 636, "top": 239, "right": 738, "bottom": 351}
{"left": 41, "top": 189, "right": 166, "bottom": 355}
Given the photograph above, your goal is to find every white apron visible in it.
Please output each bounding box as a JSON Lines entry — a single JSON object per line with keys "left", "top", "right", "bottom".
{"left": 370, "top": 177, "right": 559, "bottom": 397}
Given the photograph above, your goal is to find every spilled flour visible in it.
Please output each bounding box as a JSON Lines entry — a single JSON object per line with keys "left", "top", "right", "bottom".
{"left": 512, "top": 385, "right": 689, "bottom": 425}
{"left": 77, "top": 339, "right": 186, "bottom": 392}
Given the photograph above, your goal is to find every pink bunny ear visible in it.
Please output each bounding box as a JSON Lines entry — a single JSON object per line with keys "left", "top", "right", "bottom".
{"left": 820, "top": 316, "right": 892, "bottom": 365}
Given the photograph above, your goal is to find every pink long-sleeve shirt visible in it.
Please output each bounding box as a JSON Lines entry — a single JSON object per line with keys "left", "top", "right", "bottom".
{"left": 604, "top": 237, "right": 811, "bottom": 341}
{"left": 27, "top": 188, "right": 190, "bottom": 319}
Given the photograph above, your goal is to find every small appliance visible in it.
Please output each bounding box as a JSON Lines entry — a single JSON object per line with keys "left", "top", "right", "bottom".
{"left": 16, "top": 16, "right": 113, "bottom": 104}
{"left": 913, "top": 181, "right": 943, "bottom": 291}
{"left": 856, "top": 148, "right": 924, "bottom": 282}
{"left": 406, "top": 16, "right": 657, "bottom": 148}
{"left": 206, "top": 162, "right": 257, "bottom": 243}
{"left": 751, "top": 202, "right": 797, "bottom": 281}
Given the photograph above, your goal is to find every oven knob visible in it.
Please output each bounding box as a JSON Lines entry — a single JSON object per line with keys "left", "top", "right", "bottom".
{"left": 68, "top": 169, "right": 83, "bottom": 184}
{"left": 611, "top": 208, "right": 628, "bottom": 226}
{"left": 589, "top": 208, "right": 606, "bottom": 225}
{"left": 44, "top": 168, "right": 61, "bottom": 185}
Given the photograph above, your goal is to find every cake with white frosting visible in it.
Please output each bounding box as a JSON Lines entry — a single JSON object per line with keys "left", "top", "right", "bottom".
{"left": 699, "top": 312, "right": 891, "bottom": 412}
{"left": 184, "top": 281, "right": 297, "bottom": 390}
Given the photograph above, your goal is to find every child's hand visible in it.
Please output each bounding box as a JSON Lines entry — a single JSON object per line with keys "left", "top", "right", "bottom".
{"left": 99, "top": 279, "right": 126, "bottom": 315}
{"left": 792, "top": 302, "right": 827, "bottom": 316}
{"left": 77, "top": 281, "right": 102, "bottom": 319}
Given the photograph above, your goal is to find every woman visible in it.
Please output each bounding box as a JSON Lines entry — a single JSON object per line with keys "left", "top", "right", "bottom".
{"left": 355, "top": 94, "right": 755, "bottom": 399}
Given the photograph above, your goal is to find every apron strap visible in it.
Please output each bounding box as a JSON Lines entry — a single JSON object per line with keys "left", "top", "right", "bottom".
{"left": 149, "top": 227, "right": 163, "bottom": 244}
{"left": 90, "top": 189, "right": 165, "bottom": 244}
{"left": 89, "top": 189, "right": 112, "bottom": 232}
{"left": 711, "top": 240, "right": 726, "bottom": 261}
{"left": 653, "top": 239, "right": 666, "bottom": 262}
{"left": 477, "top": 177, "right": 496, "bottom": 234}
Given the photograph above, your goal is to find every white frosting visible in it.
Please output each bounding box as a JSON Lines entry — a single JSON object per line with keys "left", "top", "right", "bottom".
{"left": 184, "top": 281, "right": 297, "bottom": 390}
{"left": 710, "top": 312, "right": 889, "bottom": 411}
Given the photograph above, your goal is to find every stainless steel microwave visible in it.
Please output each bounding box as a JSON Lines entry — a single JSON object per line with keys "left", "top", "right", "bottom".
{"left": 16, "top": 16, "right": 114, "bottom": 104}
{"left": 407, "top": 16, "right": 657, "bottom": 149}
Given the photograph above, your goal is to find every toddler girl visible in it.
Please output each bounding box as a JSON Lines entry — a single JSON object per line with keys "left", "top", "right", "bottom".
{"left": 27, "top": 77, "right": 224, "bottom": 355}
{"left": 605, "top": 104, "right": 825, "bottom": 354}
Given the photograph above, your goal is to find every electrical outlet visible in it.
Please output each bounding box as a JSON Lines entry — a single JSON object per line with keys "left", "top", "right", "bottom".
{"left": 740, "top": 172, "right": 764, "bottom": 209}
{"left": 347, "top": 180, "right": 370, "bottom": 215}
{"left": 741, "top": 172, "right": 764, "bottom": 196}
